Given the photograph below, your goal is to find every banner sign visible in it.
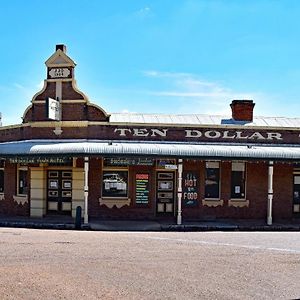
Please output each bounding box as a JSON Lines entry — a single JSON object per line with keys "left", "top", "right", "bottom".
{"left": 46, "top": 97, "right": 60, "bottom": 121}
{"left": 135, "top": 173, "right": 150, "bottom": 204}
{"left": 104, "top": 158, "right": 154, "bottom": 166}
{"left": 9, "top": 157, "right": 71, "bottom": 164}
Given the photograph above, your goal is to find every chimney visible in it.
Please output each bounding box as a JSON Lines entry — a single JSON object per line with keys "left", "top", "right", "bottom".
{"left": 230, "top": 100, "right": 255, "bottom": 122}
{"left": 56, "top": 44, "right": 67, "bottom": 53}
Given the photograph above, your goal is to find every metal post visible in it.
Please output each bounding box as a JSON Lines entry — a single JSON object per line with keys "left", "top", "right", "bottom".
{"left": 84, "top": 156, "right": 89, "bottom": 224}
{"left": 267, "top": 161, "right": 274, "bottom": 225}
{"left": 177, "top": 159, "right": 183, "bottom": 225}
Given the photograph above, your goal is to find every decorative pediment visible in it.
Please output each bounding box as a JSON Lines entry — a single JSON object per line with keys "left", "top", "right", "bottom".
{"left": 46, "top": 49, "right": 76, "bottom": 68}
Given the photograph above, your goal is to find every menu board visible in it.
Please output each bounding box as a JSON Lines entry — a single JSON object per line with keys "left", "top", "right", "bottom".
{"left": 135, "top": 173, "right": 150, "bottom": 204}
{"left": 183, "top": 172, "right": 199, "bottom": 207}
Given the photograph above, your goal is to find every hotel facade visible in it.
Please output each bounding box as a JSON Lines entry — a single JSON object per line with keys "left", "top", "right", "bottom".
{"left": 1, "top": 45, "right": 300, "bottom": 225}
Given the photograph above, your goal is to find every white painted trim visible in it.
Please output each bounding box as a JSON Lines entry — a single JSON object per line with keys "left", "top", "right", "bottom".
{"left": 84, "top": 156, "right": 89, "bottom": 224}
{"left": 177, "top": 159, "right": 183, "bottom": 225}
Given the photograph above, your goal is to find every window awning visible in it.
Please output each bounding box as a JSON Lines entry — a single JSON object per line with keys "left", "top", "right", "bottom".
{"left": 0, "top": 140, "right": 300, "bottom": 161}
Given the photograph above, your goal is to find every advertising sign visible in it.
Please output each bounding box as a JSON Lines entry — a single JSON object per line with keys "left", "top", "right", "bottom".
{"left": 104, "top": 158, "right": 154, "bottom": 167}
{"left": 47, "top": 97, "right": 60, "bottom": 121}
{"left": 135, "top": 173, "right": 150, "bottom": 204}
{"left": 183, "top": 172, "right": 199, "bottom": 207}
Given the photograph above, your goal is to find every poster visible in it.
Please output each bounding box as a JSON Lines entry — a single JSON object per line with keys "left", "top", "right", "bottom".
{"left": 183, "top": 172, "right": 199, "bottom": 207}
{"left": 135, "top": 173, "right": 150, "bottom": 204}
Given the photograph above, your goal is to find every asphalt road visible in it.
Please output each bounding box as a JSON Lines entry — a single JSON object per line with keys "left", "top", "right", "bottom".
{"left": 0, "top": 229, "right": 299, "bottom": 300}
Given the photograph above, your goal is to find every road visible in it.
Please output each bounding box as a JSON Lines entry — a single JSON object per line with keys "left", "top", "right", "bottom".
{"left": 0, "top": 228, "right": 299, "bottom": 299}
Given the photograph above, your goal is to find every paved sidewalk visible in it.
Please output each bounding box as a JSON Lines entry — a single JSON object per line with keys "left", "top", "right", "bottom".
{"left": 0, "top": 216, "right": 299, "bottom": 231}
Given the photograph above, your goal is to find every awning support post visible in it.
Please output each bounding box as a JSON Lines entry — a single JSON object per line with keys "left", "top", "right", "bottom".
{"left": 267, "top": 161, "right": 274, "bottom": 225}
{"left": 84, "top": 156, "right": 89, "bottom": 224}
{"left": 177, "top": 159, "right": 183, "bottom": 225}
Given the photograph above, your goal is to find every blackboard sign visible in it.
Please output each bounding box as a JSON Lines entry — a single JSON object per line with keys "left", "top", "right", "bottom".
{"left": 183, "top": 172, "right": 199, "bottom": 207}
{"left": 135, "top": 173, "right": 150, "bottom": 204}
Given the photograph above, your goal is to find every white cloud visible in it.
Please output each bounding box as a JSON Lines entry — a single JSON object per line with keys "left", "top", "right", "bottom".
{"left": 14, "top": 83, "right": 25, "bottom": 89}
{"left": 135, "top": 6, "right": 152, "bottom": 18}
{"left": 142, "top": 70, "right": 259, "bottom": 115}
{"left": 37, "top": 80, "right": 44, "bottom": 90}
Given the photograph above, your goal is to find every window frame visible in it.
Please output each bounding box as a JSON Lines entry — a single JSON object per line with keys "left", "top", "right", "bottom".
{"left": 17, "top": 165, "right": 29, "bottom": 196}
{"left": 102, "top": 160, "right": 129, "bottom": 199}
{"left": 204, "top": 161, "right": 221, "bottom": 200}
{"left": 0, "top": 160, "right": 4, "bottom": 194}
{"left": 230, "top": 162, "right": 247, "bottom": 200}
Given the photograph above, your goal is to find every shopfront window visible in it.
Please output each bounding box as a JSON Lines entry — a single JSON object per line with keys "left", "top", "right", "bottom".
{"left": 102, "top": 170, "right": 128, "bottom": 198}
{"left": 18, "top": 166, "right": 28, "bottom": 195}
{"left": 0, "top": 160, "right": 4, "bottom": 193}
{"left": 205, "top": 162, "right": 220, "bottom": 199}
{"left": 231, "top": 162, "right": 246, "bottom": 199}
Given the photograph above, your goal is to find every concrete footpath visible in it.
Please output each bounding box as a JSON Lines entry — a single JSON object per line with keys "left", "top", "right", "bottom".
{"left": 0, "top": 216, "right": 299, "bottom": 231}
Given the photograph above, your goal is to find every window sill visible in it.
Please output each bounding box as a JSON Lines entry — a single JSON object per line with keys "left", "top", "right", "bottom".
{"left": 13, "top": 195, "right": 28, "bottom": 205}
{"left": 228, "top": 199, "right": 249, "bottom": 208}
{"left": 202, "top": 199, "right": 223, "bottom": 207}
{"left": 99, "top": 197, "right": 131, "bottom": 209}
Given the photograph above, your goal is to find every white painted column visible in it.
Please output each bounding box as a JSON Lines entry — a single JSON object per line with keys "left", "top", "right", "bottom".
{"left": 84, "top": 156, "right": 89, "bottom": 224}
{"left": 267, "top": 161, "right": 274, "bottom": 225}
{"left": 177, "top": 159, "right": 183, "bottom": 225}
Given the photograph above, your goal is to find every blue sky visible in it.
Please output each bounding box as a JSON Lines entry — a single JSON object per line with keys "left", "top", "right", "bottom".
{"left": 1, "top": 0, "right": 300, "bottom": 125}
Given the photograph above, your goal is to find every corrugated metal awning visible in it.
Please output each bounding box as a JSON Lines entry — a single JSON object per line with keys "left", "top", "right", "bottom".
{"left": 0, "top": 140, "right": 300, "bottom": 161}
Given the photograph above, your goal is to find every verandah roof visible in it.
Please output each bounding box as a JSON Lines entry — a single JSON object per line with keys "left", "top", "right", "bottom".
{"left": 0, "top": 140, "right": 300, "bottom": 161}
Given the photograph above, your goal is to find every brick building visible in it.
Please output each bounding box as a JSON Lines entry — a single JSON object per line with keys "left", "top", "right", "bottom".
{"left": 0, "top": 45, "right": 300, "bottom": 225}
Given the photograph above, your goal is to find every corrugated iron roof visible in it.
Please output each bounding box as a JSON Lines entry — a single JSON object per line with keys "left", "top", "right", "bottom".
{"left": 110, "top": 113, "right": 300, "bottom": 128}
{"left": 1, "top": 140, "right": 300, "bottom": 161}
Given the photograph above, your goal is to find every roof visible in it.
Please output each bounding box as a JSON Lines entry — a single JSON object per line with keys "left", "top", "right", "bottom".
{"left": 1, "top": 140, "right": 300, "bottom": 161}
{"left": 110, "top": 113, "right": 300, "bottom": 128}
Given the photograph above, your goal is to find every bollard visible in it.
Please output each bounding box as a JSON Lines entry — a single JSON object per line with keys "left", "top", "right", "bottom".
{"left": 75, "top": 206, "right": 82, "bottom": 230}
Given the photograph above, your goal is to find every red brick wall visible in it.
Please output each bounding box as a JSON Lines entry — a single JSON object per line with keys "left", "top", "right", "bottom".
{"left": 273, "top": 163, "right": 293, "bottom": 220}
{"left": 90, "top": 161, "right": 157, "bottom": 220}
{"left": 0, "top": 162, "right": 29, "bottom": 216}
{"left": 181, "top": 161, "right": 270, "bottom": 220}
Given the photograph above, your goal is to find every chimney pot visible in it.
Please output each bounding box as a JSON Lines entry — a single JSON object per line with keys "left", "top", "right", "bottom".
{"left": 230, "top": 100, "right": 255, "bottom": 122}
{"left": 56, "top": 44, "right": 67, "bottom": 53}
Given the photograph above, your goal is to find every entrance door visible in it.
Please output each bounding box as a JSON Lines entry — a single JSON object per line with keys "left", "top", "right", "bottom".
{"left": 293, "top": 175, "right": 300, "bottom": 215}
{"left": 47, "top": 170, "right": 72, "bottom": 214}
{"left": 156, "top": 172, "right": 175, "bottom": 214}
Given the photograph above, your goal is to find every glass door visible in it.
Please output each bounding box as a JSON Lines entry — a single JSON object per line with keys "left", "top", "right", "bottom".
{"left": 156, "top": 172, "right": 175, "bottom": 215}
{"left": 47, "top": 170, "right": 72, "bottom": 215}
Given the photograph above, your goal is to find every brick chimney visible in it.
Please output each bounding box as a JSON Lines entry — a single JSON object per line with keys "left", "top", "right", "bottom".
{"left": 56, "top": 44, "right": 67, "bottom": 53}
{"left": 230, "top": 100, "right": 255, "bottom": 122}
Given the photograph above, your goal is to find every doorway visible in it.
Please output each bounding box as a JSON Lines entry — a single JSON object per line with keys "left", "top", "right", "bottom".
{"left": 156, "top": 171, "right": 175, "bottom": 215}
{"left": 47, "top": 170, "right": 72, "bottom": 214}
{"left": 293, "top": 175, "right": 300, "bottom": 215}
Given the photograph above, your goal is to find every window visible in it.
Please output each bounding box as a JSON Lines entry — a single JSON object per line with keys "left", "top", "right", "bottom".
{"left": 205, "top": 162, "right": 220, "bottom": 199}
{"left": 0, "top": 160, "right": 4, "bottom": 193}
{"left": 293, "top": 175, "right": 300, "bottom": 213}
{"left": 102, "top": 171, "right": 128, "bottom": 198}
{"left": 18, "top": 166, "right": 28, "bottom": 195}
{"left": 231, "top": 162, "right": 246, "bottom": 199}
